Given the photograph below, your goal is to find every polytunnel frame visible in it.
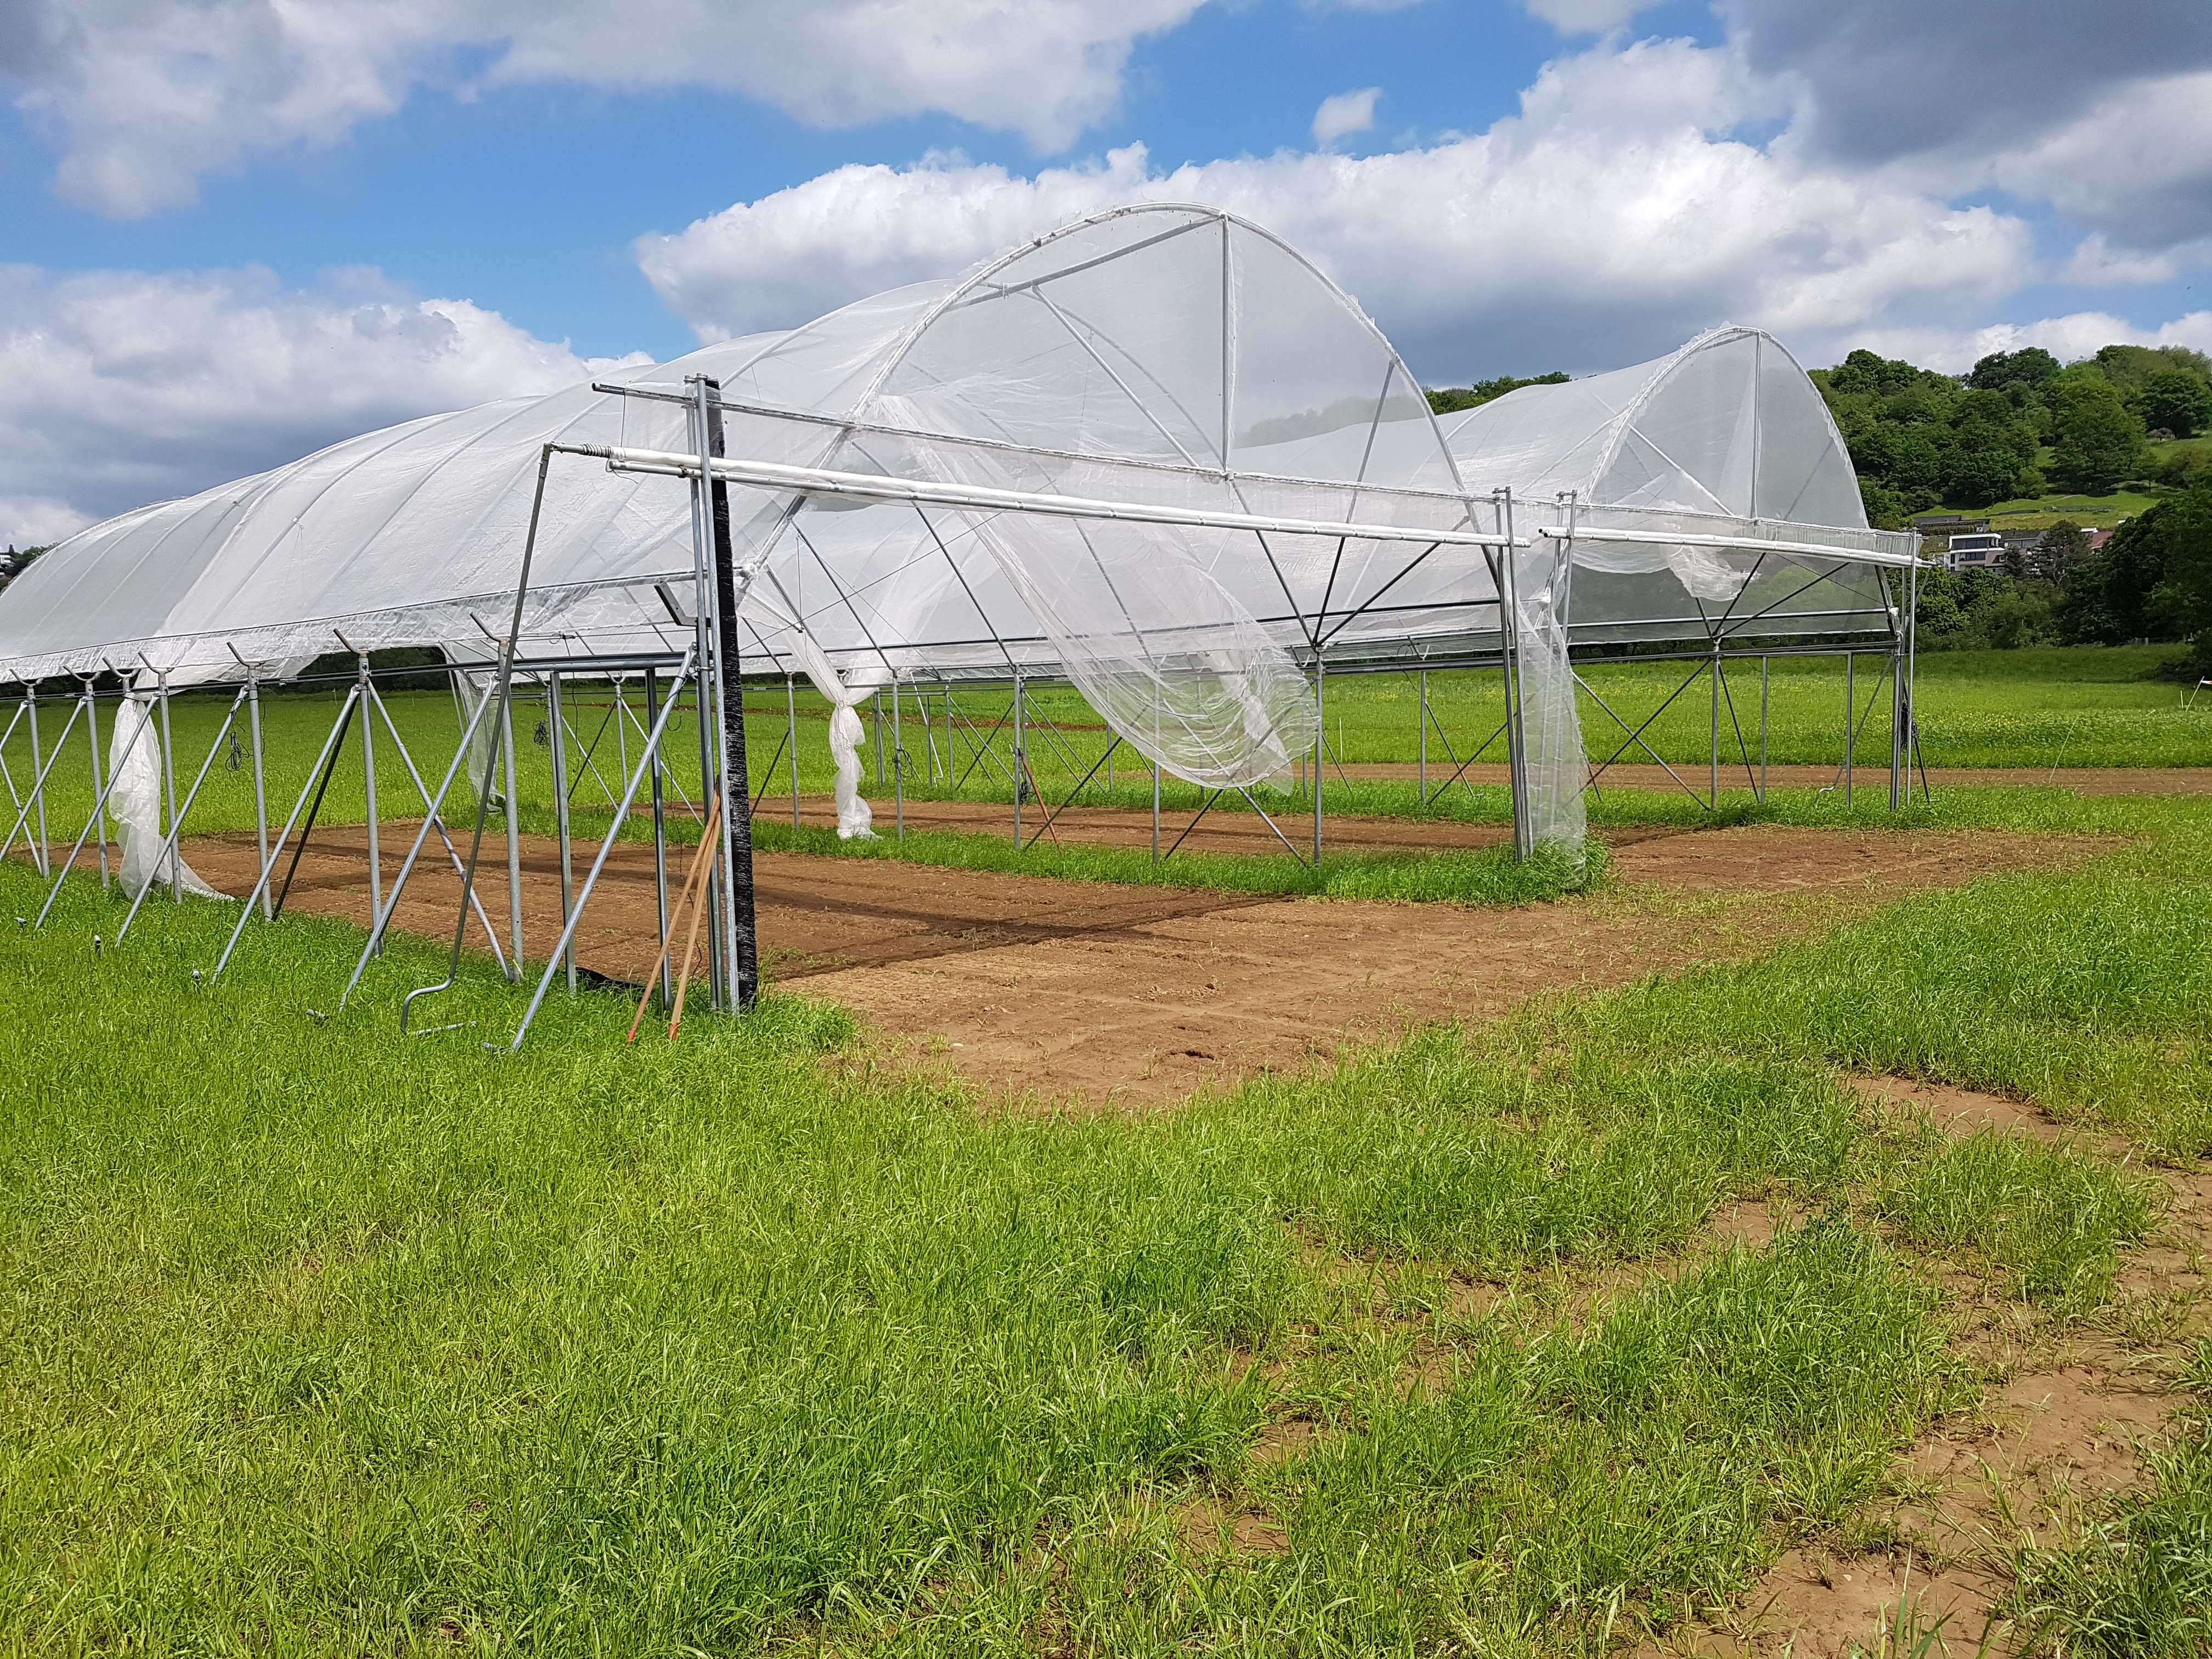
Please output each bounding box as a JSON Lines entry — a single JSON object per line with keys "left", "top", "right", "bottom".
{"left": 0, "top": 204, "right": 1937, "bottom": 1046}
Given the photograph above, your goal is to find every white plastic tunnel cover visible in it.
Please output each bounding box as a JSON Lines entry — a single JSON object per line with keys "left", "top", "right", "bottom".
{"left": 0, "top": 212, "right": 1900, "bottom": 871}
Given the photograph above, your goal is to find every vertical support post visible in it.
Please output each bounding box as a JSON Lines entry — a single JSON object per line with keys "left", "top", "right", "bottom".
{"left": 1890, "top": 567, "right": 1909, "bottom": 811}
{"left": 1843, "top": 651, "right": 1855, "bottom": 805}
{"left": 615, "top": 674, "right": 629, "bottom": 799}
{"left": 156, "top": 669, "right": 180, "bottom": 901}
{"left": 247, "top": 675, "right": 271, "bottom": 917}
{"left": 1152, "top": 681, "right": 1161, "bottom": 865}
{"left": 646, "top": 666, "right": 671, "bottom": 1010}
{"left": 1418, "top": 669, "right": 1427, "bottom": 806}
{"left": 874, "top": 689, "right": 886, "bottom": 787}
{"left": 26, "top": 686, "right": 47, "bottom": 876}
{"left": 697, "top": 375, "right": 758, "bottom": 1011}
{"left": 84, "top": 680, "right": 108, "bottom": 888}
{"left": 354, "top": 652, "right": 382, "bottom": 936}
{"left": 504, "top": 682, "right": 523, "bottom": 970}
{"left": 1493, "top": 490, "right": 1534, "bottom": 861}
{"left": 1312, "top": 654, "right": 1324, "bottom": 863}
{"left": 786, "top": 673, "right": 799, "bottom": 829}
{"left": 1758, "top": 656, "right": 1769, "bottom": 805}
{"left": 1905, "top": 556, "right": 1923, "bottom": 804}
{"left": 684, "top": 390, "right": 723, "bottom": 1008}
{"left": 1709, "top": 640, "right": 1720, "bottom": 810}
{"left": 1012, "top": 670, "right": 1023, "bottom": 846}
{"left": 549, "top": 670, "right": 574, "bottom": 994}
{"left": 892, "top": 675, "right": 904, "bottom": 840}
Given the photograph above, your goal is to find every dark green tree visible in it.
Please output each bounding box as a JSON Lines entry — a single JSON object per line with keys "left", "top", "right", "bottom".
{"left": 2059, "top": 482, "right": 2212, "bottom": 670}
{"left": 2047, "top": 373, "right": 2148, "bottom": 494}
{"left": 1425, "top": 371, "right": 1569, "bottom": 415}
{"left": 1967, "top": 346, "right": 2060, "bottom": 392}
{"left": 2138, "top": 368, "right": 2212, "bottom": 439}
{"left": 2036, "top": 521, "right": 2092, "bottom": 584}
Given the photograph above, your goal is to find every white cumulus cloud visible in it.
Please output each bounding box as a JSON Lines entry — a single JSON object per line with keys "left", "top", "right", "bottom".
{"left": 1311, "top": 87, "right": 1381, "bottom": 147}
{"left": 1523, "top": 0, "right": 1661, "bottom": 33}
{"left": 2, "top": 0, "right": 1205, "bottom": 217}
{"left": 637, "top": 37, "right": 2043, "bottom": 379}
{"left": 0, "top": 265, "right": 644, "bottom": 545}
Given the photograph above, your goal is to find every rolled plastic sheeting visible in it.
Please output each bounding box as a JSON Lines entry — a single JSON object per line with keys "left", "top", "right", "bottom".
{"left": 108, "top": 695, "right": 224, "bottom": 900}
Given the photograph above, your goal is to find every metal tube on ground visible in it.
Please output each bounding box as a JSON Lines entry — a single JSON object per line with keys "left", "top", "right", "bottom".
{"left": 549, "top": 670, "right": 574, "bottom": 994}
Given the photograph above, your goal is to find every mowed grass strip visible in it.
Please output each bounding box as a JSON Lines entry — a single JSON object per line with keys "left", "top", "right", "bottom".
{"left": 2, "top": 791, "right": 2207, "bottom": 1653}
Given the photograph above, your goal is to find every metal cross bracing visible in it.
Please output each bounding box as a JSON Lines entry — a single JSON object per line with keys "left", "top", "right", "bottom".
{"left": 1, "top": 405, "right": 1933, "bottom": 1051}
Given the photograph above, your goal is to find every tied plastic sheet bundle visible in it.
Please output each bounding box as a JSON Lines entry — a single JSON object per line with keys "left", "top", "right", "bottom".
{"left": 108, "top": 693, "right": 225, "bottom": 900}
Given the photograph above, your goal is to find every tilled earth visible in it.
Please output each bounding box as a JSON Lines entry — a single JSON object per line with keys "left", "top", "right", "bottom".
{"left": 179, "top": 809, "right": 2102, "bottom": 1107}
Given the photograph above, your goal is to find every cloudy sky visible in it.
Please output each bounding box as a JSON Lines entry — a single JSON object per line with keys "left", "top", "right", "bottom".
{"left": 4, "top": 0, "right": 2209, "bottom": 545}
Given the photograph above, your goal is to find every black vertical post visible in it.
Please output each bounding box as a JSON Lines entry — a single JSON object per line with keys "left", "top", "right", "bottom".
{"left": 701, "top": 377, "right": 759, "bottom": 1007}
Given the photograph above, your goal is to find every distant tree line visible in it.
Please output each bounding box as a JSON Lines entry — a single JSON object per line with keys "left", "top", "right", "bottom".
{"left": 1424, "top": 372, "right": 1570, "bottom": 415}
{"left": 0, "top": 544, "right": 49, "bottom": 590}
{"left": 2059, "top": 481, "right": 2212, "bottom": 678}
{"left": 1814, "top": 342, "right": 2212, "bottom": 525}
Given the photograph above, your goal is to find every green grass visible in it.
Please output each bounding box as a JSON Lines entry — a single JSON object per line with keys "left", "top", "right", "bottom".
{"left": 2011, "top": 1344, "right": 2212, "bottom": 1657}
{"left": 5, "top": 644, "right": 2204, "bottom": 897}
{"left": 5, "top": 783, "right": 2210, "bottom": 1652}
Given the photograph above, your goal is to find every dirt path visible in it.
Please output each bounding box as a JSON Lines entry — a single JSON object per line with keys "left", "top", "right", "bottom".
{"left": 181, "top": 815, "right": 2101, "bottom": 1108}
{"left": 1330, "top": 761, "right": 2212, "bottom": 795}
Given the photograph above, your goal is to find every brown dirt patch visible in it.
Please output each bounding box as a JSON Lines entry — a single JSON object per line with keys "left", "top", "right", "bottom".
{"left": 1338, "top": 761, "right": 2212, "bottom": 796}
{"left": 180, "top": 817, "right": 2102, "bottom": 1108}
{"left": 1673, "top": 1084, "right": 2212, "bottom": 1658}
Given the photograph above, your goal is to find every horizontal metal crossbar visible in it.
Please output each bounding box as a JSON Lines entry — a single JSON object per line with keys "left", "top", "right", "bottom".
{"left": 577, "top": 444, "right": 1521, "bottom": 549}
{"left": 1538, "top": 523, "right": 1929, "bottom": 570}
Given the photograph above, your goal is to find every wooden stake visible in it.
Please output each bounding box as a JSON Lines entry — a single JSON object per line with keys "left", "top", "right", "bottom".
{"left": 628, "top": 794, "right": 721, "bottom": 1044}
{"left": 667, "top": 794, "right": 723, "bottom": 1040}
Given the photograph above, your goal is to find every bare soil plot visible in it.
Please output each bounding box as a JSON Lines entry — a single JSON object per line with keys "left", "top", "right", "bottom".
{"left": 1334, "top": 761, "right": 2212, "bottom": 795}
{"left": 182, "top": 815, "right": 2101, "bottom": 1108}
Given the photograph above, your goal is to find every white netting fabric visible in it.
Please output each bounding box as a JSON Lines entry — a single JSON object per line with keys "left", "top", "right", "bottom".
{"left": 0, "top": 216, "right": 1915, "bottom": 866}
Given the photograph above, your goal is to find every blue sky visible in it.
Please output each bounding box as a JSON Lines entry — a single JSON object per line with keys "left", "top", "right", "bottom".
{"left": 5, "top": 1, "right": 1720, "bottom": 361}
{"left": 3, "top": 0, "right": 2209, "bottom": 543}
